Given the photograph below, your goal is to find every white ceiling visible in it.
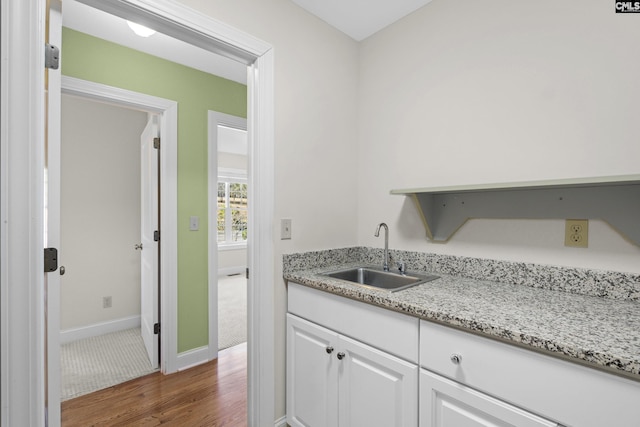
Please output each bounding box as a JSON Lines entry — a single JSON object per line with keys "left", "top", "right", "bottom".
{"left": 291, "top": 0, "right": 433, "bottom": 41}
{"left": 63, "top": 0, "right": 434, "bottom": 84}
{"left": 63, "top": 1, "right": 247, "bottom": 84}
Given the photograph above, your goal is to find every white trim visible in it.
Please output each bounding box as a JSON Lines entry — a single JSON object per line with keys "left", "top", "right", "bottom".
{"left": 274, "top": 416, "right": 288, "bottom": 427}
{"left": 247, "top": 49, "right": 276, "bottom": 427}
{"left": 60, "top": 76, "right": 179, "bottom": 376}
{"left": 176, "top": 346, "right": 211, "bottom": 371}
{"left": 219, "top": 167, "right": 248, "bottom": 181}
{"left": 218, "top": 266, "right": 247, "bottom": 277}
{"left": 218, "top": 243, "right": 248, "bottom": 251}
{"left": 208, "top": 111, "right": 248, "bottom": 365}
{"left": 59, "top": 316, "right": 141, "bottom": 344}
{"left": 1, "top": 0, "right": 47, "bottom": 424}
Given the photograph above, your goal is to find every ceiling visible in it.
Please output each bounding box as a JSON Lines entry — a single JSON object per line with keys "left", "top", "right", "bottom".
{"left": 63, "top": 0, "right": 435, "bottom": 84}
{"left": 291, "top": 0, "right": 433, "bottom": 41}
{"left": 63, "top": 1, "right": 248, "bottom": 84}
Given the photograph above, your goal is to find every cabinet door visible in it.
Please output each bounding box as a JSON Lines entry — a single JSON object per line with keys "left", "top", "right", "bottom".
{"left": 287, "top": 314, "right": 339, "bottom": 427}
{"left": 420, "top": 369, "right": 558, "bottom": 427}
{"left": 338, "top": 334, "right": 418, "bottom": 427}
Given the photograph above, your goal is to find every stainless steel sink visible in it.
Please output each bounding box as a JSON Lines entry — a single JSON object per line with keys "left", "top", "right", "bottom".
{"left": 320, "top": 267, "right": 439, "bottom": 292}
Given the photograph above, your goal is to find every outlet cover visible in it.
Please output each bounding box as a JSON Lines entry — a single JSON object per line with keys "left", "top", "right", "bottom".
{"left": 103, "top": 296, "right": 112, "bottom": 308}
{"left": 565, "top": 219, "right": 588, "bottom": 248}
{"left": 281, "top": 218, "right": 292, "bottom": 240}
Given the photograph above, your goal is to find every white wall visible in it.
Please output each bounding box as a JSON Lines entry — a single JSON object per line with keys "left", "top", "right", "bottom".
{"left": 357, "top": 0, "right": 640, "bottom": 273}
{"left": 60, "top": 94, "right": 148, "bottom": 330}
{"left": 180, "top": 0, "right": 640, "bottom": 422}
{"left": 177, "top": 0, "right": 361, "bottom": 419}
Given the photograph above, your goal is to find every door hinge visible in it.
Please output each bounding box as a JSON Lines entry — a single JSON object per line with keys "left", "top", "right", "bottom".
{"left": 153, "top": 137, "right": 160, "bottom": 149}
{"left": 45, "top": 44, "right": 60, "bottom": 70}
{"left": 154, "top": 323, "right": 160, "bottom": 334}
{"left": 154, "top": 230, "right": 160, "bottom": 242}
{"left": 44, "top": 248, "right": 58, "bottom": 272}
{"left": 246, "top": 267, "right": 249, "bottom": 280}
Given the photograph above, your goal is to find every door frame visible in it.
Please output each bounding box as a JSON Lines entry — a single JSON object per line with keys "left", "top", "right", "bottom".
{"left": 0, "top": 0, "right": 275, "bottom": 425}
{"left": 207, "top": 111, "right": 248, "bottom": 361}
{"left": 60, "top": 76, "right": 178, "bottom": 373}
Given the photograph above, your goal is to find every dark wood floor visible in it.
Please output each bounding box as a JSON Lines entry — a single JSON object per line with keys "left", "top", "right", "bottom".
{"left": 61, "top": 343, "right": 247, "bottom": 426}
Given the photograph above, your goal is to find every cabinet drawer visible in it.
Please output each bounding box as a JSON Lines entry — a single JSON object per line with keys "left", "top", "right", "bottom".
{"left": 420, "top": 320, "right": 640, "bottom": 427}
{"left": 288, "top": 282, "right": 419, "bottom": 363}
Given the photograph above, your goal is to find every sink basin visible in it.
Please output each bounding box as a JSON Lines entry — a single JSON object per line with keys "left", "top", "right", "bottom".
{"left": 320, "top": 267, "right": 439, "bottom": 292}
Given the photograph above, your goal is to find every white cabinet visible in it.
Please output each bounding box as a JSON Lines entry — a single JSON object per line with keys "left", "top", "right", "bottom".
{"left": 287, "top": 313, "right": 418, "bottom": 427}
{"left": 287, "top": 314, "right": 338, "bottom": 427}
{"left": 287, "top": 282, "right": 640, "bottom": 427}
{"left": 420, "top": 369, "right": 557, "bottom": 427}
{"left": 339, "top": 333, "right": 418, "bottom": 427}
{"left": 419, "top": 321, "right": 640, "bottom": 427}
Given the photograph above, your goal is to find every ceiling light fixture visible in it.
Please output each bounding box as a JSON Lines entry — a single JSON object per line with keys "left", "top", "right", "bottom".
{"left": 126, "top": 21, "right": 156, "bottom": 37}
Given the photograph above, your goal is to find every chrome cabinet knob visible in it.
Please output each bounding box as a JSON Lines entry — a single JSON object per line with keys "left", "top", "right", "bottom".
{"left": 337, "top": 352, "right": 345, "bottom": 360}
{"left": 450, "top": 353, "right": 462, "bottom": 365}
{"left": 326, "top": 346, "right": 334, "bottom": 354}
{"left": 59, "top": 266, "right": 66, "bottom": 276}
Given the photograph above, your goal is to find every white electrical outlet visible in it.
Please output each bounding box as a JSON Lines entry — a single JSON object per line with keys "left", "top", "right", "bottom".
{"left": 103, "top": 296, "right": 112, "bottom": 308}
{"left": 565, "top": 219, "right": 588, "bottom": 248}
{"left": 281, "top": 219, "right": 292, "bottom": 240}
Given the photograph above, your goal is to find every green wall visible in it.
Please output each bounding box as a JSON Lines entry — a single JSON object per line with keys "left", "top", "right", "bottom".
{"left": 61, "top": 28, "right": 247, "bottom": 352}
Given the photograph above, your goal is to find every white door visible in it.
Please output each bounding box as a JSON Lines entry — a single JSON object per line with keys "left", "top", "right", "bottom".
{"left": 338, "top": 334, "right": 419, "bottom": 427}
{"left": 286, "top": 314, "right": 339, "bottom": 427}
{"left": 140, "top": 115, "right": 160, "bottom": 369}
{"left": 46, "top": 1, "right": 63, "bottom": 425}
{"left": 420, "top": 370, "right": 558, "bottom": 427}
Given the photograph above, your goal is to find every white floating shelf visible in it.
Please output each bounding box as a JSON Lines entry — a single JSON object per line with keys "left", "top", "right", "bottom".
{"left": 391, "top": 175, "right": 640, "bottom": 246}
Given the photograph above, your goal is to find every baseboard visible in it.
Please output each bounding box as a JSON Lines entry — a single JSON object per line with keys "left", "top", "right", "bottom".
{"left": 176, "top": 345, "right": 211, "bottom": 371}
{"left": 274, "top": 415, "right": 287, "bottom": 427}
{"left": 60, "top": 315, "right": 141, "bottom": 344}
{"left": 218, "top": 266, "right": 246, "bottom": 277}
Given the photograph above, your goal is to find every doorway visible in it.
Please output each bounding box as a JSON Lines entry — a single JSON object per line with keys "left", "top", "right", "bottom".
{"left": 1, "top": 0, "right": 275, "bottom": 424}
{"left": 58, "top": 93, "right": 158, "bottom": 400}
{"left": 209, "top": 113, "right": 249, "bottom": 356}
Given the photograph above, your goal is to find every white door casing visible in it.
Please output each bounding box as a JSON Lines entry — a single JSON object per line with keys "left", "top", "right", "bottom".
{"left": 140, "top": 115, "right": 160, "bottom": 369}
{"left": 0, "top": 0, "right": 275, "bottom": 425}
{"left": 207, "top": 111, "right": 248, "bottom": 362}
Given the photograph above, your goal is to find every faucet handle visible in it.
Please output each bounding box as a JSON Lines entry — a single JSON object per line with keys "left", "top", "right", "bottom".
{"left": 397, "top": 261, "right": 406, "bottom": 275}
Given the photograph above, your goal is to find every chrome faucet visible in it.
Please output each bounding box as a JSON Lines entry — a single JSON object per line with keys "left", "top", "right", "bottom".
{"left": 374, "top": 223, "right": 389, "bottom": 271}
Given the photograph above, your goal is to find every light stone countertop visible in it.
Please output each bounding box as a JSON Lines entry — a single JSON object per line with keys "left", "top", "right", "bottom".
{"left": 284, "top": 257, "right": 640, "bottom": 381}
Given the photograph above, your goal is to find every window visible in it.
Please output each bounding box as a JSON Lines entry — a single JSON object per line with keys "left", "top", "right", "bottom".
{"left": 217, "top": 176, "right": 248, "bottom": 246}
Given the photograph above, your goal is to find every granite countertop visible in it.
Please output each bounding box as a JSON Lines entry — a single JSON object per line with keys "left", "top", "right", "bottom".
{"left": 284, "top": 258, "right": 640, "bottom": 380}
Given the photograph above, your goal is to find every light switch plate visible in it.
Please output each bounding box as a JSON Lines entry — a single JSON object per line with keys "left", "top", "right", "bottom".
{"left": 190, "top": 216, "right": 199, "bottom": 231}
{"left": 281, "top": 218, "right": 292, "bottom": 240}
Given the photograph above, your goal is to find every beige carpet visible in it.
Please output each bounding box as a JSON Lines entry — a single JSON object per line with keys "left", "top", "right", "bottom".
{"left": 60, "top": 328, "right": 156, "bottom": 401}
{"left": 218, "top": 274, "right": 247, "bottom": 350}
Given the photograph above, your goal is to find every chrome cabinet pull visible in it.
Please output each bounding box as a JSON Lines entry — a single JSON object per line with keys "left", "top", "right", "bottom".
{"left": 337, "top": 352, "right": 345, "bottom": 360}
{"left": 59, "top": 266, "right": 66, "bottom": 276}
{"left": 326, "top": 346, "right": 334, "bottom": 354}
{"left": 450, "top": 353, "right": 462, "bottom": 365}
